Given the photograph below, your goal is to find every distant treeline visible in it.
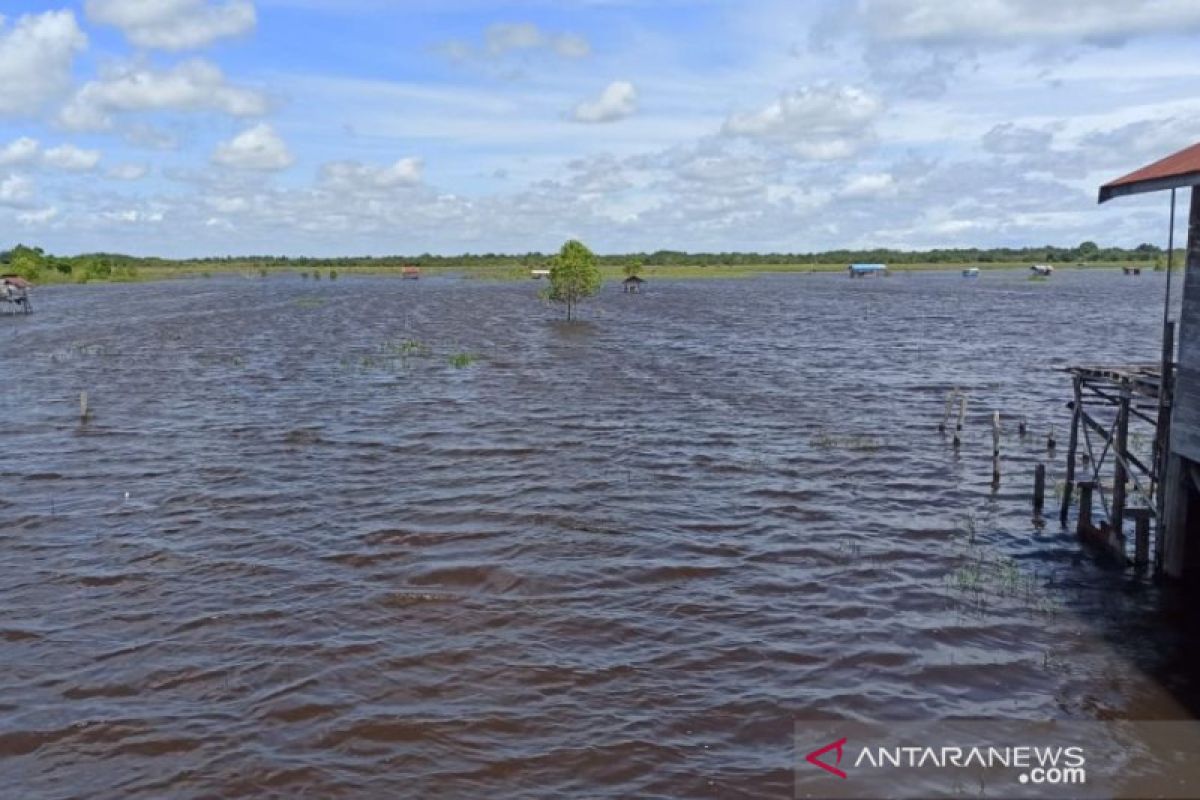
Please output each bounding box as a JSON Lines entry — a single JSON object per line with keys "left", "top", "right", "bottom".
{"left": 0, "top": 240, "right": 1182, "bottom": 282}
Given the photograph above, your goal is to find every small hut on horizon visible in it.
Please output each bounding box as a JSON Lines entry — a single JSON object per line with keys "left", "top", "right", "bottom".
{"left": 402, "top": 266, "right": 420, "bottom": 280}
{"left": 622, "top": 275, "right": 645, "bottom": 293}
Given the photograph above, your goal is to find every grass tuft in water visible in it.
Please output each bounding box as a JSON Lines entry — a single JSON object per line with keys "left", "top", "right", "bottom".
{"left": 448, "top": 352, "right": 477, "bottom": 368}
{"left": 810, "top": 431, "right": 882, "bottom": 452}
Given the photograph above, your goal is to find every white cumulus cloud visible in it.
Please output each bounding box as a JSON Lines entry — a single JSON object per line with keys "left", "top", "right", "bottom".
{"left": 840, "top": 172, "right": 898, "bottom": 198}
{"left": 60, "top": 59, "right": 268, "bottom": 131}
{"left": 108, "top": 163, "right": 149, "bottom": 180}
{"left": 441, "top": 22, "right": 590, "bottom": 62}
{"left": 212, "top": 123, "right": 293, "bottom": 171}
{"left": 85, "top": 0, "right": 256, "bottom": 51}
{"left": 571, "top": 81, "right": 638, "bottom": 124}
{"left": 0, "top": 137, "right": 41, "bottom": 167}
{"left": 18, "top": 206, "right": 59, "bottom": 225}
{"left": 319, "top": 158, "right": 423, "bottom": 191}
{"left": 723, "top": 84, "right": 882, "bottom": 160}
{"left": 855, "top": 0, "right": 1200, "bottom": 44}
{"left": 0, "top": 11, "right": 87, "bottom": 116}
{"left": 43, "top": 144, "right": 101, "bottom": 172}
{"left": 0, "top": 174, "right": 35, "bottom": 206}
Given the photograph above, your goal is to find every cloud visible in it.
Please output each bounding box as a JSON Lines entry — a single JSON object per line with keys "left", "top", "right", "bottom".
{"left": 571, "top": 81, "right": 638, "bottom": 123}
{"left": 108, "top": 163, "right": 150, "bottom": 180}
{"left": 318, "top": 158, "right": 423, "bottom": 191}
{"left": 853, "top": 0, "right": 1200, "bottom": 45}
{"left": 0, "top": 174, "right": 35, "bottom": 207}
{"left": 440, "top": 22, "right": 591, "bottom": 62}
{"left": 0, "top": 11, "right": 88, "bottom": 116}
{"left": 982, "top": 123, "right": 1055, "bottom": 155}
{"left": 723, "top": 84, "right": 882, "bottom": 160}
{"left": 0, "top": 137, "right": 103, "bottom": 171}
{"left": 85, "top": 0, "right": 256, "bottom": 51}
{"left": 840, "top": 172, "right": 898, "bottom": 198}
{"left": 43, "top": 144, "right": 102, "bottom": 172}
{"left": 59, "top": 59, "right": 268, "bottom": 131}
{"left": 18, "top": 206, "right": 59, "bottom": 225}
{"left": 0, "top": 137, "right": 41, "bottom": 167}
{"left": 212, "top": 123, "right": 293, "bottom": 171}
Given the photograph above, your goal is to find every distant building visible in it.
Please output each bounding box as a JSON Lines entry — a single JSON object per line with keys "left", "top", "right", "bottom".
{"left": 622, "top": 275, "right": 645, "bottom": 293}
{"left": 530, "top": 269, "right": 550, "bottom": 279}
{"left": 402, "top": 266, "right": 420, "bottom": 280}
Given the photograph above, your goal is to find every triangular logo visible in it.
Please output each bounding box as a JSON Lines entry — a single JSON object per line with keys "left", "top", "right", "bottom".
{"left": 806, "top": 737, "right": 848, "bottom": 779}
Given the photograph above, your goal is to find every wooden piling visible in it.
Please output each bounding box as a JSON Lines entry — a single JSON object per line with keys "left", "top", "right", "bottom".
{"left": 1130, "top": 508, "right": 1152, "bottom": 568}
{"left": 1077, "top": 481, "right": 1095, "bottom": 535}
{"left": 1112, "top": 389, "right": 1131, "bottom": 539}
{"left": 1033, "top": 464, "right": 1046, "bottom": 512}
{"left": 991, "top": 411, "right": 1001, "bottom": 485}
{"left": 80, "top": 391, "right": 89, "bottom": 421}
{"left": 939, "top": 391, "right": 956, "bottom": 433}
{"left": 1154, "top": 320, "right": 1175, "bottom": 576}
{"left": 953, "top": 394, "right": 966, "bottom": 448}
{"left": 1059, "top": 377, "right": 1082, "bottom": 526}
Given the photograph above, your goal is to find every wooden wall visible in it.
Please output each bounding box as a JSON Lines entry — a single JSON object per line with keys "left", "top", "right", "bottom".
{"left": 1170, "top": 187, "right": 1200, "bottom": 463}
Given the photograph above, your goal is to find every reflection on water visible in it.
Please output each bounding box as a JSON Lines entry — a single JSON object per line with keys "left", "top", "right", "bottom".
{"left": 0, "top": 270, "right": 1196, "bottom": 798}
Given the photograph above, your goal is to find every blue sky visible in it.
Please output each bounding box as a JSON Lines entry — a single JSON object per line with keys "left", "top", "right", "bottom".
{"left": 1, "top": 0, "right": 1199, "bottom": 257}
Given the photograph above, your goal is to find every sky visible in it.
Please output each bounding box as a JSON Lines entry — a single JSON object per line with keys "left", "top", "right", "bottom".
{"left": 1, "top": 0, "right": 1199, "bottom": 257}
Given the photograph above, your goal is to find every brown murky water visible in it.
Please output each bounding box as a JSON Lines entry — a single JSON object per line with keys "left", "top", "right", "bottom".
{"left": 1, "top": 271, "right": 1197, "bottom": 798}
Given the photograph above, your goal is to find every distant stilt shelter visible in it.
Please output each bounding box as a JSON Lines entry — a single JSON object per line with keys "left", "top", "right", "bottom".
{"left": 1030, "top": 264, "right": 1054, "bottom": 277}
{"left": 1, "top": 275, "right": 32, "bottom": 314}
{"left": 622, "top": 275, "right": 645, "bottom": 293}
{"left": 1123, "top": 266, "right": 1143, "bottom": 276}
{"left": 402, "top": 266, "right": 420, "bottom": 280}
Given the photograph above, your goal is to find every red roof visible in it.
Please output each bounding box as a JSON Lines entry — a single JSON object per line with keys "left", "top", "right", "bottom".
{"left": 1099, "top": 141, "right": 1200, "bottom": 203}
{"left": 2, "top": 276, "right": 31, "bottom": 288}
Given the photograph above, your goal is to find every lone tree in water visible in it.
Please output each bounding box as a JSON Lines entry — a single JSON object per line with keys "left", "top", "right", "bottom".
{"left": 547, "top": 239, "right": 602, "bottom": 321}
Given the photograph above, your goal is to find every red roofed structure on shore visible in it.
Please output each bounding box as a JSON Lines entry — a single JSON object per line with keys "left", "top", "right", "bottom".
{"left": 1097, "top": 140, "right": 1200, "bottom": 579}
{"left": 1099, "top": 142, "right": 1200, "bottom": 203}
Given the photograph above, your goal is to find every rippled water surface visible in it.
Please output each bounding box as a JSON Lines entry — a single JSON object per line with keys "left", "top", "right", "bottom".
{"left": 2, "top": 270, "right": 1198, "bottom": 798}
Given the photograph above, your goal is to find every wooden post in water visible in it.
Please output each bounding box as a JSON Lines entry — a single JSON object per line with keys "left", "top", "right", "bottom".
{"left": 991, "top": 411, "right": 1001, "bottom": 485}
{"left": 939, "top": 391, "right": 956, "bottom": 433}
{"left": 1060, "top": 377, "right": 1083, "bottom": 526}
{"left": 1112, "top": 389, "right": 1131, "bottom": 539}
{"left": 80, "top": 391, "right": 89, "bottom": 422}
{"left": 1130, "top": 509, "right": 1152, "bottom": 569}
{"left": 1033, "top": 464, "right": 1046, "bottom": 512}
{"left": 954, "top": 394, "right": 967, "bottom": 448}
{"left": 1077, "top": 481, "right": 1095, "bottom": 535}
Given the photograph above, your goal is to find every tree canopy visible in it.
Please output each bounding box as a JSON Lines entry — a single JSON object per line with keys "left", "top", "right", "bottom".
{"left": 546, "top": 240, "right": 602, "bottom": 321}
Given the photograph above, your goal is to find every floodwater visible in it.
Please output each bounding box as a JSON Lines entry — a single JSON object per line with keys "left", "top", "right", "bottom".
{"left": 1, "top": 270, "right": 1197, "bottom": 798}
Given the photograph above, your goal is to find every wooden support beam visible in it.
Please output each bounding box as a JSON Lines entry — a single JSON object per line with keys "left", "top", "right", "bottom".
{"left": 1129, "top": 508, "right": 1152, "bottom": 569}
{"left": 1112, "top": 390, "right": 1131, "bottom": 538}
{"left": 1155, "top": 321, "right": 1175, "bottom": 576}
{"left": 1077, "top": 480, "right": 1094, "bottom": 535}
{"left": 1060, "top": 377, "right": 1082, "bottom": 526}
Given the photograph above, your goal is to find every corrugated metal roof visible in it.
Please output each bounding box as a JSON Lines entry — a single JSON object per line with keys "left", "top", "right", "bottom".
{"left": 1099, "top": 141, "right": 1200, "bottom": 203}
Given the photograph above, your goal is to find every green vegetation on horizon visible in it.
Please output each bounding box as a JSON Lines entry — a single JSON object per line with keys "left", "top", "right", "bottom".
{"left": 1, "top": 240, "right": 1185, "bottom": 285}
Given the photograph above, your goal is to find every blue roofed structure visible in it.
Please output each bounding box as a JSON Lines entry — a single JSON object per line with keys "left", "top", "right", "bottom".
{"left": 848, "top": 263, "right": 888, "bottom": 278}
